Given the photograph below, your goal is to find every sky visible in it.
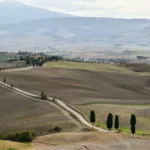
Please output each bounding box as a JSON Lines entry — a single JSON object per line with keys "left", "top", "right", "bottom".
{"left": 1, "top": 0, "right": 150, "bottom": 18}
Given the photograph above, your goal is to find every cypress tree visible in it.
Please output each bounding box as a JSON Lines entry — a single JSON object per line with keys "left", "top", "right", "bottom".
{"left": 106, "top": 113, "right": 113, "bottom": 130}
{"left": 130, "top": 114, "right": 136, "bottom": 137}
{"left": 90, "top": 110, "right": 96, "bottom": 126}
{"left": 114, "top": 115, "right": 119, "bottom": 131}
{"left": 130, "top": 114, "right": 136, "bottom": 126}
{"left": 131, "top": 125, "right": 136, "bottom": 137}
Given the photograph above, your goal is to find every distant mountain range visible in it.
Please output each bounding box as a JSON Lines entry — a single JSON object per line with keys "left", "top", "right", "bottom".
{"left": 1, "top": 0, "right": 150, "bottom": 58}
{"left": 0, "top": 0, "right": 73, "bottom": 24}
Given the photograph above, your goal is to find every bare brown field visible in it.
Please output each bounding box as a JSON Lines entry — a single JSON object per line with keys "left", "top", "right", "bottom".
{"left": 0, "top": 85, "right": 77, "bottom": 134}
{"left": 27, "top": 132, "right": 150, "bottom": 150}
{"left": 1, "top": 65, "right": 150, "bottom": 133}
{"left": 1, "top": 67, "right": 150, "bottom": 105}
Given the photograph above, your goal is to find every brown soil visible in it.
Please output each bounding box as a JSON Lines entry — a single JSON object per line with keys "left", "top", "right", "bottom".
{"left": 0, "top": 85, "right": 77, "bottom": 134}
{"left": 0, "top": 67, "right": 150, "bottom": 105}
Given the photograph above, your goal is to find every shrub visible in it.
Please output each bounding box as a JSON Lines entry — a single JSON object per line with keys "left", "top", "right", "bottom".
{"left": 2, "top": 130, "right": 36, "bottom": 142}
{"left": 10, "top": 84, "right": 14, "bottom": 88}
{"left": 40, "top": 91, "right": 47, "bottom": 100}
{"left": 48, "top": 126, "right": 62, "bottom": 133}
{"left": 53, "top": 126, "right": 62, "bottom": 132}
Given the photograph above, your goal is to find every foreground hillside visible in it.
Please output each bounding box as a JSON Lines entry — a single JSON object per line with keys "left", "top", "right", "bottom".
{"left": 27, "top": 132, "right": 150, "bottom": 150}
{"left": 1, "top": 131, "right": 150, "bottom": 150}
{"left": 0, "top": 84, "right": 78, "bottom": 134}
{"left": 1, "top": 62, "right": 150, "bottom": 134}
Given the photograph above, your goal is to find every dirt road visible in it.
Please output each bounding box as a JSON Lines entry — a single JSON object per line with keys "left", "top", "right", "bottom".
{"left": 0, "top": 79, "right": 106, "bottom": 132}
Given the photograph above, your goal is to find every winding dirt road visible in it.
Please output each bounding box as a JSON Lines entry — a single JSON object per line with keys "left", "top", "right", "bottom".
{"left": 0, "top": 79, "right": 106, "bottom": 132}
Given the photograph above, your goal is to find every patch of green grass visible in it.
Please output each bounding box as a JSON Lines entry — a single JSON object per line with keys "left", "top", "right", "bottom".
{"left": 120, "top": 127, "right": 150, "bottom": 135}
{"left": 7, "top": 148, "right": 16, "bottom": 150}
{"left": 95, "top": 122, "right": 107, "bottom": 129}
{"left": 45, "top": 61, "right": 134, "bottom": 74}
{"left": 94, "top": 122, "right": 149, "bottom": 136}
{"left": 23, "top": 142, "right": 32, "bottom": 147}
{"left": 78, "top": 102, "right": 150, "bottom": 106}
{"left": 45, "top": 61, "right": 150, "bottom": 76}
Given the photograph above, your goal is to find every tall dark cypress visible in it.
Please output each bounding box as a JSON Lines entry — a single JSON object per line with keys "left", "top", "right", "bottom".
{"left": 114, "top": 115, "right": 119, "bottom": 131}
{"left": 90, "top": 110, "right": 96, "bottom": 126}
{"left": 106, "top": 113, "right": 113, "bottom": 130}
{"left": 130, "top": 114, "right": 136, "bottom": 136}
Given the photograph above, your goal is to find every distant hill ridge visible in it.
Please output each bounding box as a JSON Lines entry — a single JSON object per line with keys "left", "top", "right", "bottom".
{"left": 0, "top": 0, "right": 73, "bottom": 24}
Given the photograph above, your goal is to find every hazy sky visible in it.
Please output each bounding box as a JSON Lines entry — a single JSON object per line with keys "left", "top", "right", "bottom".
{"left": 1, "top": 0, "right": 150, "bottom": 18}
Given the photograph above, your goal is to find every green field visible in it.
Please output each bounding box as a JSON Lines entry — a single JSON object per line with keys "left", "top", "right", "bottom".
{"left": 45, "top": 61, "right": 135, "bottom": 74}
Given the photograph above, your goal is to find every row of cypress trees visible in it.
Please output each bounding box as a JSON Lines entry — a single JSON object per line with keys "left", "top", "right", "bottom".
{"left": 90, "top": 111, "right": 136, "bottom": 136}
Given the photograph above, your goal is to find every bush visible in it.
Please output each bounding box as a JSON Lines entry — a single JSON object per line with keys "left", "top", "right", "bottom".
{"left": 40, "top": 91, "right": 47, "bottom": 100}
{"left": 48, "top": 126, "right": 62, "bottom": 133}
{"left": 53, "top": 126, "right": 62, "bottom": 132}
{"left": 2, "top": 130, "right": 36, "bottom": 142}
{"left": 10, "top": 84, "right": 14, "bottom": 88}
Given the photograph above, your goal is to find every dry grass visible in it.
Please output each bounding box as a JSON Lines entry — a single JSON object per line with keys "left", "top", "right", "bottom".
{"left": 31, "top": 131, "right": 150, "bottom": 150}
{"left": 33, "top": 131, "right": 126, "bottom": 145}
{"left": 0, "top": 140, "right": 29, "bottom": 150}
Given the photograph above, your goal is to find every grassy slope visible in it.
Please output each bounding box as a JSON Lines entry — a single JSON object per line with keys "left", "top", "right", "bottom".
{"left": 46, "top": 61, "right": 134, "bottom": 74}
{"left": 0, "top": 140, "right": 30, "bottom": 150}
{"left": 78, "top": 104, "right": 150, "bottom": 134}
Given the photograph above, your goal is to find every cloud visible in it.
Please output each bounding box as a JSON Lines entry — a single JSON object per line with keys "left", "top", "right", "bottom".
{"left": 1, "top": 0, "right": 150, "bottom": 18}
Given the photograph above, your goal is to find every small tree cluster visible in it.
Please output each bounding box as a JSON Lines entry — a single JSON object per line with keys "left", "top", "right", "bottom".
{"left": 40, "top": 91, "right": 47, "bottom": 100}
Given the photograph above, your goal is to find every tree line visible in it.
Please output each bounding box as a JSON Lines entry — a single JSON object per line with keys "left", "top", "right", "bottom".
{"left": 90, "top": 111, "right": 136, "bottom": 136}
{"left": 21, "top": 55, "right": 63, "bottom": 66}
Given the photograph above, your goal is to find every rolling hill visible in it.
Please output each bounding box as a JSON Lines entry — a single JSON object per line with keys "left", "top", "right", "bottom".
{"left": 1, "top": 17, "right": 150, "bottom": 55}
{"left": 1, "top": 0, "right": 150, "bottom": 56}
